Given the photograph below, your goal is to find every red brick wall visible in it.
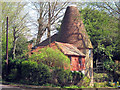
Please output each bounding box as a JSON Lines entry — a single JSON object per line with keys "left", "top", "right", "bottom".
{"left": 70, "top": 56, "right": 85, "bottom": 71}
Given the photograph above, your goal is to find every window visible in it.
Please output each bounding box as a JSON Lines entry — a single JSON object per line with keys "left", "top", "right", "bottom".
{"left": 89, "top": 49, "right": 92, "bottom": 57}
{"left": 79, "top": 57, "right": 82, "bottom": 65}
{"left": 68, "top": 56, "right": 71, "bottom": 60}
{"left": 68, "top": 56, "right": 72, "bottom": 65}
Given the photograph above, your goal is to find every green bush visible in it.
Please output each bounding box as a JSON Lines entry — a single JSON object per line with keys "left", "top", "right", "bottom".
{"left": 2, "top": 58, "right": 51, "bottom": 85}
{"left": 2, "top": 58, "right": 25, "bottom": 81}
{"left": 21, "top": 61, "right": 51, "bottom": 85}
{"left": 77, "top": 75, "right": 91, "bottom": 87}
{"left": 29, "top": 47, "right": 70, "bottom": 69}
{"left": 21, "top": 60, "right": 38, "bottom": 84}
{"left": 71, "top": 71, "right": 83, "bottom": 85}
{"left": 51, "top": 69, "right": 83, "bottom": 87}
{"left": 94, "top": 73, "right": 109, "bottom": 82}
{"left": 2, "top": 60, "right": 7, "bottom": 80}
{"left": 37, "top": 63, "right": 51, "bottom": 85}
{"left": 51, "top": 68, "right": 73, "bottom": 86}
{"left": 94, "top": 82, "right": 107, "bottom": 88}
{"left": 2, "top": 53, "right": 83, "bottom": 87}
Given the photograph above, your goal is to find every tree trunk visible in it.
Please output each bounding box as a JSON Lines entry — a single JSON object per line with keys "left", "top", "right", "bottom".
{"left": 12, "top": 38, "right": 16, "bottom": 59}
{"left": 47, "top": 2, "right": 51, "bottom": 44}
{"left": 36, "top": 23, "right": 43, "bottom": 45}
{"left": 47, "top": 26, "right": 51, "bottom": 44}
{"left": 36, "top": 13, "right": 45, "bottom": 45}
{"left": 12, "top": 27, "right": 18, "bottom": 59}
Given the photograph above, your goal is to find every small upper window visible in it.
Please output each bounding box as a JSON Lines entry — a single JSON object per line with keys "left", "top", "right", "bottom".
{"left": 89, "top": 49, "right": 92, "bottom": 57}
{"left": 68, "top": 56, "right": 72, "bottom": 64}
{"left": 68, "top": 56, "right": 71, "bottom": 60}
{"left": 79, "top": 57, "right": 82, "bottom": 65}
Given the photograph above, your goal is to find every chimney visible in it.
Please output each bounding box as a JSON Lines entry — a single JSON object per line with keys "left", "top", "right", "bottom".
{"left": 58, "top": 6, "right": 92, "bottom": 49}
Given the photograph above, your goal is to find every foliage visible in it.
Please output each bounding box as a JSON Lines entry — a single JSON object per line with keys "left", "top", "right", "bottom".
{"left": 94, "top": 73, "right": 109, "bottom": 82}
{"left": 29, "top": 47, "right": 70, "bottom": 69}
{"left": 1, "top": 2, "right": 29, "bottom": 60}
{"left": 81, "top": 7, "right": 119, "bottom": 80}
{"left": 21, "top": 61, "right": 51, "bottom": 85}
{"left": 2, "top": 58, "right": 25, "bottom": 81}
{"left": 103, "top": 60, "right": 117, "bottom": 72}
{"left": 80, "top": 7, "right": 119, "bottom": 62}
{"left": 103, "top": 60, "right": 120, "bottom": 82}
{"left": 71, "top": 71, "right": 83, "bottom": 85}
{"left": 77, "top": 75, "right": 91, "bottom": 87}
{"left": 51, "top": 68, "right": 83, "bottom": 87}
{"left": 2, "top": 58, "right": 84, "bottom": 86}
{"left": 94, "top": 82, "right": 107, "bottom": 88}
{"left": 2, "top": 59, "right": 51, "bottom": 85}
{"left": 15, "top": 35, "right": 28, "bottom": 57}
{"left": 51, "top": 68, "right": 72, "bottom": 86}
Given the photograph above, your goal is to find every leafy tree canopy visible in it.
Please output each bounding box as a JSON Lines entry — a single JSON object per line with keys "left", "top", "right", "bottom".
{"left": 80, "top": 7, "right": 119, "bottom": 61}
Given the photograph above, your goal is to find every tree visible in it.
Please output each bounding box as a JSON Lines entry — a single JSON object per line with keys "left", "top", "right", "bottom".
{"left": 80, "top": 7, "right": 119, "bottom": 82}
{"left": 80, "top": 7, "right": 119, "bottom": 62}
{"left": 1, "top": 2, "right": 30, "bottom": 59}
{"left": 93, "top": 2, "right": 120, "bottom": 20}
{"left": 31, "top": 1, "right": 69, "bottom": 44}
{"left": 15, "top": 35, "right": 28, "bottom": 58}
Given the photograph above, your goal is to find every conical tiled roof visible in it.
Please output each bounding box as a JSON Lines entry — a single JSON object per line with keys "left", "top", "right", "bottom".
{"left": 58, "top": 6, "right": 93, "bottom": 49}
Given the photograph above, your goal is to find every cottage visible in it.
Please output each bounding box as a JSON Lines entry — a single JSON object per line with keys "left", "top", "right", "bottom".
{"left": 29, "top": 6, "right": 93, "bottom": 85}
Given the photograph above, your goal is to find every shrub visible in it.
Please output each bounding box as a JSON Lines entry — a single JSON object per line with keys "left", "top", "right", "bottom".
{"left": 94, "top": 82, "right": 107, "bottom": 88}
{"left": 71, "top": 71, "right": 83, "bottom": 85}
{"left": 21, "top": 60, "right": 38, "bottom": 84}
{"left": 2, "top": 58, "right": 25, "bottom": 81}
{"left": 77, "top": 75, "right": 91, "bottom": 87}
{"left": 2, "top": 58, "right": 51, "bottom": 85}
{"left": 94, "top": 72, "right": 109, "bottom": 82}
{"left": 51, "top": 68, "right": 83, "bottom": 87}
{"left": 37, "top": 63, "right": 51, "bottom": 85}
{"left": 51, "top": 68, "right": 73, "bottom": 86}
{"left": 29, "top": 47, "right": 70, "bottom": 69}
{"left": 21, "top": 61, "right": 51, "bottom": 85}
{"left": 2, "top": 60, "right": 7, "bottom": 80}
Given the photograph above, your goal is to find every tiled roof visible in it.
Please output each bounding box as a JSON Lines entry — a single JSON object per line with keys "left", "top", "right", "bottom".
{"left": 36, "top": 33, "right": 58, "bottom": 47}
{"left": 31, "top": 41, "right": 85, "bottom": 56}
{"left": 55, "top": 41, "right": 85, "bottom": 56}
